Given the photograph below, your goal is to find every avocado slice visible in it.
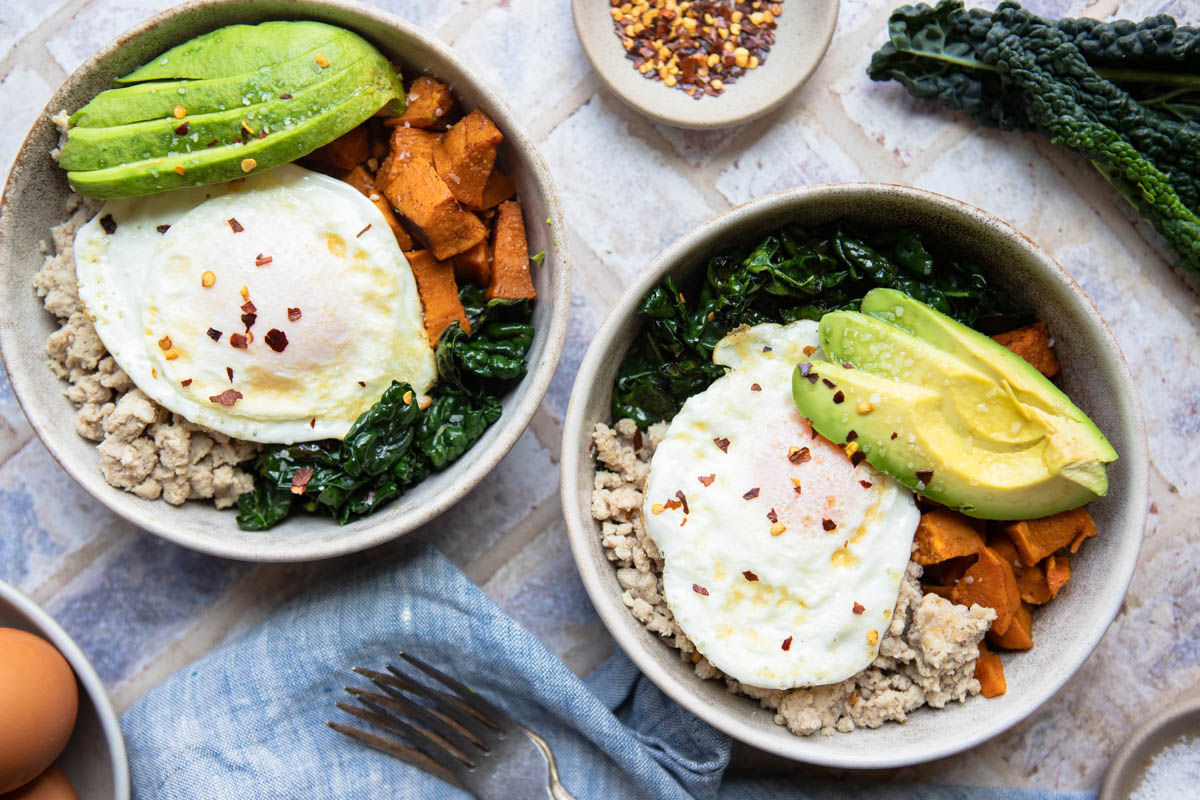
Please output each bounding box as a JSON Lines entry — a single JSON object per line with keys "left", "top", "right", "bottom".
{"left": 792, "top": 307, "right": 1112, "bottom": 520}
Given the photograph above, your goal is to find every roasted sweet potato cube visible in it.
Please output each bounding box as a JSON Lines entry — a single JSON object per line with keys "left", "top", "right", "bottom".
{"left": 387, "top": 77, "right": 455, "bottom": 129}
{"left": 453, "top": 240, "right": 491, "bottom": 287}
{"left": 405, "top": 249, "right": 470, "bottom": 342}
{"left": 914, "top": 509, "right": 985, "bottom": 566}
{"left": 341, "top": 165, "right": 413, "bottom": 251}
{"left": 922, "top": 555, "right": 976, "bottom": 587}
{"left": 989, "top": 530, "right": 1052, "bottom": 605}
{"left": 974, "top": 642, "right": 1007, "bottom": 698}
{"left": 304, "top": 124, "right": 369, "bottom": 172}
{"left": 1005, "top": 507, "right": 1097, "bottom": 566}
{"left": 1044, "top": 554, "right": 1071, "bottom": 598}
{"left": 988, "top": 602, "right": 1034, "bottom": 651}
{"left": 951, "top": 546, "right": 1020, "bottom": 636}
{"left": 382, "top": 148, "right": 487, "bottom": 260}
{"left": 992, "top": 321, "right": 1060, "bottom": 377}
{"left": 379, "top": 127, "right": 442, "bottom": 181}
{"left": 474, "top": 169, "right": 516, "bottom": 210}
{"left": 434, "top": 109, "right": 503, "bottom": 208}
{"left": 486, "top": 200, "right": 536, "bottom": 301}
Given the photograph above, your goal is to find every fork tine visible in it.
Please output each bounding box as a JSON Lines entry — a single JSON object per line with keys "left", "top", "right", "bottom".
{"left": 342, "top": 693, "right": 476, "bottom": 780}
{"left": 347, "top": 685, "right": 483, "bottom": 759}
{"left": 355, "top": 666, "right": 496, "bottom": 744}
{"left": 395, "top": 652, "right": 509, "bottom": 731}
{"left": 326, "top": 720, "right": 464, "bottom": 790}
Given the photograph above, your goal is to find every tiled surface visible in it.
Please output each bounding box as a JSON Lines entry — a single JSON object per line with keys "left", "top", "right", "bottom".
{"left": 2, "top": 0, "right": 1199, "bottom": 791}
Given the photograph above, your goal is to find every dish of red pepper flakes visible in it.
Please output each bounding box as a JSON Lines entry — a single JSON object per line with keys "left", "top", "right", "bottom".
{"left": 610, "top": 0, "right": 782, "bottom": 98}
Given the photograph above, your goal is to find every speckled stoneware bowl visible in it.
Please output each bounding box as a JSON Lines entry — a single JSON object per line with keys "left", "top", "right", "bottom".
{"left": 561, "top": 183, "right": 1149, "bottom": 767}
{"left": 0, "top": 580, "right": 129, "bottom": 799}
{"left": 0, "top": 0, "right": 569, "bottom": 562}
{"left": 1099, "top": 691, "right": 1200, "bottom": 800}
{"left": 572, "top": 0, "right": 839, "bottom": 129}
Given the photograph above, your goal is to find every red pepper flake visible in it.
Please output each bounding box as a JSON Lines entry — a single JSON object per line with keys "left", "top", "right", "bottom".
{"left": 891, "top": 432, "right": 898, "bottom": 440}
{"left": 356, "top": 223, "right": 372, "bottom": 238}
{"left": 633, "top": 428, "right": 644, "bottom": 451}
{"left": 781, "top": 636, "right": 793, "bottom": 651}
{"left": 209, "top": 388, "right": 243, "bottom": 406}
{"left": 846, "top": 430, "right": 858, "bottom": 442}
{"left": 241, "top": 312, "right": 257, "bottom": 330}
{"left": 762, "top": 346, "right": 772, "bottom": 353}
{"left": 798, "top": 362, "right": 812, "bottom": 377}
{"left": 241, "top": 301, "right": 257, "bottom": 314}
{"left": 766, "top": 508, "right": 778, "bottom": 523}
{"left": 357, "top": 380, "right": 366, "bottom": 387}
{"left": 742, "top": 487, "right": 760, "bottom": 500}
{"left": 788, "top": 446, "right": 811, "bottom": 465}
{"left": 264, "top": 329, "right": 288, "bottom": 352}
{"left": 287, "top": 307, "right": 302, "bottom": 322}
{"left": 843, "top": 361, "right": 855, "bottom": 369}
{"left": 180, "top": 378, "right": 192, "bottom": 387}
{"left": 207, "top": 138, "right": 219, "bottom": 147}
{"left": 833, "top": 390, "right": 845, "bottom": 404}
{"left": 742, "top": 570, "right": 759, "bottom": 582}
{"left": 822, "top": 378, "right": 837, "bottom": 389}
{"left": 915, "top": 469, "right": 934, "bottom": 484}
{"left": 310, "top": 418, "right": 316, "bottom": 429}
{"left": 174, "top": 121, "right": 189, "bottom": 135}
{"left": 852, "top": 602, "right": 865, "bottom": 615}
{"left": 674, "top": 490, "right": 689, "bottom": 514}
{"left": 279, "top": 93, "right": 293, "bottom": 100}
{"left": 227, "top": 218, "right": 244, "bottom": 233}
{"left": 226, "top": 366, "right": 234, "bottom": 383}
{"left": 713, "top": 437, "right": 730, "bottom": 453}
{"left": 750, "top": 383, "right": 762, "bottom": 392}
{"left": 662, "top": 498, "right": 681, "bottom": 511}
{"left": 230, "top": 333, "right": 248, "bottom": 349}
{"left": 822, "top": 518, "right": 837, "bottom": 531}
{"left": 859, "top": 480, "right": 873, "bottom": 489}
{"left": 255, "top": 254, "right": 273, "bottom": 267}
{"left": 680, "top": 517, "right": 688, "bottom": 527}
{"left": 692, "top": 584, "right": 709, "bottom": 596}
{"left": 805, "top": 371, "right": 819, "bottom": 385}
{"left": 156, "top": 224, "right": 170, "bottom": 234}
{"left": 850, "top": 451, "right": 866, "bottom": 466}
{"left": 290, "top": 465, "right": 314, "bottom": 495}
{"left": 698, "top": 474, "right": 715, "bottom": 487}
{"left": 100, "top": 214, "right": 117, "bottom": 234}
{"left": 207, "top": 328, "right": 222, "bottom": 341}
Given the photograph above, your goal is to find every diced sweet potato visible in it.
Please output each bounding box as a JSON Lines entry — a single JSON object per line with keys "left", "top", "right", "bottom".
{"left": 951, "top": 546, "right": 1021, "bottom": 636}
{"left": 486, "top": 200, "right": 536, "bottom": 301}
{"left": 1005, "top": 507, "right": 1097, "bottom": 566}
{"left": 992, "top": 321, "right": 1060, "bottom": 377}
{"left": 1044, "top": 554, "right": 1071, "bottom": 599}
{"left": 380, "top": 127, "right": 442, "bottom": 176}
{"left": 386, "top": 77, "right": 455, "bottom": 129}
{"left": 381, "top": 144, "right": 487, "bottom": 261}
{"left": 305, "top": 124, "right": 369, "bottom": 171}
{"left": 922, "top": 555, "right": 977, "bottom": 587}
{"left": 453, "top": 240, "right": 491, "bottom": 287}
{"left": 341, "top": 165, "right": 413, "bottom": 251}
{"left": 914, "top": 509, "right": 985, "bottom": 566}
{"left": 989, "top": 531, "right": 1052, "bottom": 605}
{"left": 474, "top": 169, "right": 516, "bottom": 210}
{"left": 974, "top": 642, "right": 1007, "bottom": 698}
{"left": 405, "top": 249, "right": 470, "bottom": 342}
{"left": 988, "top": 602, "right": 1034, "bottom": 651}
{"left": 434, "top": 109, "right": 503, "bottom": 208}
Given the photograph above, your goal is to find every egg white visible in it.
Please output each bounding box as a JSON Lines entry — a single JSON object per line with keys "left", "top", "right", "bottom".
{"left": 642, "top": 320, "right": 919, "bottom": 690}
{"left": 73, "top": 164, "right": 435, "bottom": 443}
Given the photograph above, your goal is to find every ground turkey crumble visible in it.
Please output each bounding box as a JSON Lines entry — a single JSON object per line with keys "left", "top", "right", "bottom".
{"left": 591, "top": 418, "right": 995, "bottom": 736}
{"left": 32, "top": 196, "right": 258, "bottom": 508}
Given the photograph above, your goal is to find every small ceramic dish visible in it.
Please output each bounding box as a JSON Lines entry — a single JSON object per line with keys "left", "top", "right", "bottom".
{"left": 561, "top": 183, "right": 1149, "bottom": 767}
{"left": 0, "top": 0, "right": 569, "bottom": 562}
{"left": 571, "top": 0, "right": 839, "bottom": 130}
{"left": 0, "top": 580, "right": 129, "bottom": 799}
{"left": 1099, "top": 691, "right": 1200, "bottom": 800}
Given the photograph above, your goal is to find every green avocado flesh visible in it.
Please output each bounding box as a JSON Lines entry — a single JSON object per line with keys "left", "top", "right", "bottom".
{"left": 63, "top": 21, "right": 404, "bottom": 198}
{"left": 792, "top": 294, "right": 1116, "bottom": 520}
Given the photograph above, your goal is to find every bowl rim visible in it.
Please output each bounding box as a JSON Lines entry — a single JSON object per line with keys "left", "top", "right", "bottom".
{"left": 0, "top": 579, "right": 130, "bottom": 799}
{"left": 560, "top": 181, "right": 1149, "bottom": 767}
{"left": 0, "top": 0, "right": 570, "bottom": 562}
{"left": 1098, "top": 689, "right": 1200, "bottom": 799}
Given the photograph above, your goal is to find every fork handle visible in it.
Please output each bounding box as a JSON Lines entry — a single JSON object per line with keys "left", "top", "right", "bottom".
{"left": 525, "top": 728, "right": 578, "bottom": 800}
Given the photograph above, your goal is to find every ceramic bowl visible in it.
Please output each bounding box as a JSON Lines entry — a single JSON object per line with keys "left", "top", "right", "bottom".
{"left": 571, "top": 0, "right": 839, "bottom": 130}
{"left": 1099, "top": 691, "right": 1200, "bottom": 800}
{"left": 561, "top": 183, "right": 1148, "bottom": 767}
{"left": 0, "top": 580, "right": 129, "bottom": 799}
{"left": 0, "top": 0, "right": 569, "bottom": 562}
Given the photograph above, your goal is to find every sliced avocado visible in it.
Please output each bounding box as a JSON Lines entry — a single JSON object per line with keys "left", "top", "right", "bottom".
{"left": 791, "top": 308, "right": 1111, "bottom": 519}
{"left": 860, "top": 287, "right": 1118, "bottom": 462}
{"left": 117, "top": 21, "right": 342, "bottom": 82}
{"left": 69, "top": 36, "right": 366, "bottom": 128}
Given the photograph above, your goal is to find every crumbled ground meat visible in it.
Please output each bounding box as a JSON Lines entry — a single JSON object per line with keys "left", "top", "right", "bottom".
{"left": 591, "top": 419, "right": 995, "bottom": 736}
{"left": 32, "top": 196, "right": 258, "bottom": 509}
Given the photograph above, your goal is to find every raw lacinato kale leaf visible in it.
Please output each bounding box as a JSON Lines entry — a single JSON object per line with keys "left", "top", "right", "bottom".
{"left": 612, "top": 223, "right": 1025, "bottom": 428}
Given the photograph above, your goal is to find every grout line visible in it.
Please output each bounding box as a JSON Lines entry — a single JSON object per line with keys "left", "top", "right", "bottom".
{"left": 528, "top": 404, "right": 563, "bottom": 463}
{"left": 25, "top": 518, "right": 132, "bottom": 606}
{"left": 435, "top": 0, "right": 502, "bottom": 46}
{"left": 0, "top": 0, "right": 89, "bottom": 85}
{"left": 466, "top": 491, "right": 563, "bottom": 586}
{"left": 529, "top": 72, "right": 601, "bottom": 144}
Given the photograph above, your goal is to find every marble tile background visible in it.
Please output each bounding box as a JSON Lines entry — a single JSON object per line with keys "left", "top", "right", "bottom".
{"left": 2, "top": 0, "right": 1198, "bottom": 791}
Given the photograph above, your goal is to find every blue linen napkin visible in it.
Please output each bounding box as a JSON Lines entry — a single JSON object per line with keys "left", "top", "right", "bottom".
{"left": 120, "top": 542, "right": 1094, "bottom": 799}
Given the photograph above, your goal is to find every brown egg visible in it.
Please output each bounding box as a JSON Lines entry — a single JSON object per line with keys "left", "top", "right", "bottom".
{"left": 0, "top": 629, "right": 78, "bottom": 794}
{"left": 0, "top": 765, "right": 77, "bottom": 800}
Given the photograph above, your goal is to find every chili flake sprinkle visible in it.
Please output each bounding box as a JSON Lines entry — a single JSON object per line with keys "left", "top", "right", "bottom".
{"left": 713, "top": 437, "right": 730, "bottom": 452}
{"left": 790, "top": 477, "right": 802, "bottom": 494}
{"left": 822, "top": 518, "right": 837, "bottom": 531}
{"left": 180, "top": 378, "right": 192, "bottom": 386}
{"left": 157, "top": 224, "right": 170, "bottom": 234}
{"left": 675, "top": 490, "right": 689, "bottom": 514}
{"left": 742, "top": 487, "right": 760, "bottom": 500}
{"left": 692, "top": 584, "right": 710, "bottom": 596}
{"left": 915, "top": 468, "right": 934, "bottom": 486}
{"left": 859, "top": 480, "right": 873, "bottom": 489}
{"left": 173, "top": 104, "right": 186, "bottom": 119}
{"left": 822, "top": 378, "right": 837, "bottom": 389}
{"left": 228, "top": 218, "right": 244, "bottom": 233}
{"left": 209, "top": 388, "right": 243, "bottom": 406}
{"left": 280, "top": 93, "right": 293, "bottom": 100}
{"left": 832, "top": 390, "right": 845, "bottom": 404}
{"left": 100, "top": 214, "right": 117, "bottom": 234}
{"left": 241, "top": 158, "right": 257, "bottom": 173}
{"left": 241, "top": 312, "right": 257, "bottom": 330}
{"left": 226, "top": 366, "right": 234, "bottom": 382}
{"left": 742, "top": 570, "right": 758, "bottom": 581}
{"left": 230, "top": 333, "right": 248, "bottom": 349}
{"left": 287, "top": 307, "right": 302, "bottom": 322}
{"left": 846, "top": 429, "right": 858, "bottom": 442}
{"left": 255, "top": 254, "right": 273, "bottom": 267}
{"left": 633, "top": 428, "right": 644, "bottom": 451}
{"left": 173, "top": 164, "right": 186, "bottom": 176}
{"left": 264, "top": 329, "right": 288, "bottom": 352}
{"left": 356, "top": 223, "right": 372, "bottom": 238}
{"left": 698, "top": 474, "right": 716, "bottom": 486}
{"left": 750, "top": 383, "right": 762, "bottom": 392}
{"left": 207, "top": 328, "right": 222, "bottom": 341}
{"left": 852, "top": 602, "right": 865, "bottom": 615}
{"left": 290, "top": 465, "right": 315, "bottom": 495}
{"left": 174, "top": 121, "right": 189, "bottom": 135}
{"left": 611, "top": 1, "right": 783, "bottom": 98}
{"left": 781, "top": 635, "right": 793, "bottom": 651}
{"left": 241, "top": 300, "right": 257, "bottom": 314}
{"left": 200, "top": 270, "right": 217, "bottom": 288}
{"left": 787, "top": 446, "right": 810, "bottom": 464}
{"left": 766, "top": 508, "right": 778, "bottom": 523}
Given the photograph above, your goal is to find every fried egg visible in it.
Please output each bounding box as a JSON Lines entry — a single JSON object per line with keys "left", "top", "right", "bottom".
{"left": 642, "top": 320, "right": 919, "bottom": 689}
{"left": 73, "top": 163, "right": 435, "bottom": 443}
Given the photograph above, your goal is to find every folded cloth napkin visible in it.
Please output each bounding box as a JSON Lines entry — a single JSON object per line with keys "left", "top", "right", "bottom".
{"left": 121, "top": 542, "right": 1093, "bottom": 800}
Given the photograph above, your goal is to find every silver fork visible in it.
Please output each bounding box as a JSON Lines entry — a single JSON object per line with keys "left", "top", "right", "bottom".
{"left": 327, "top": 652, "right": 577, "bottom": 800}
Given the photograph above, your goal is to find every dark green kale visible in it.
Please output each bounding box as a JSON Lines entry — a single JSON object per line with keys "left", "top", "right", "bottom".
{"left": 236, "top": 284, "right": 534, "bottom": 531}
{"left": 868, "top": 1, "right": 1200, "bottom": 274}
{"left": 612, "top": 224, "right": 1025, "bottom": 428}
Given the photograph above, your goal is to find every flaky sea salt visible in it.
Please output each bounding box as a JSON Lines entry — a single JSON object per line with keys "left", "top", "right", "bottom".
{"left": 1130, "top": 735, "right": 1200, "bottom": 800}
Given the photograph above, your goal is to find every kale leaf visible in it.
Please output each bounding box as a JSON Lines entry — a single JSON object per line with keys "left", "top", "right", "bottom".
{"left": 437, "top": 285, "right": 534, "bottom": 395}
{"left": 612, "top": 223, "right": 1025, "bottom": 428}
